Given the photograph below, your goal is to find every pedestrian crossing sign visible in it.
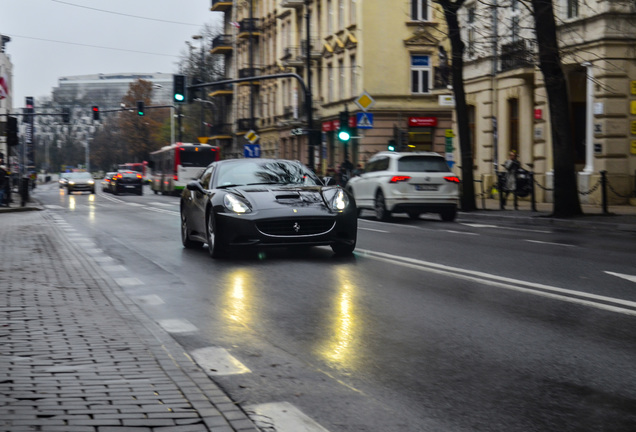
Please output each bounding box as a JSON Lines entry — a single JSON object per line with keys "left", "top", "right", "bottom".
{"left": 356, "top": 112, "right": 374, "bottom": 129}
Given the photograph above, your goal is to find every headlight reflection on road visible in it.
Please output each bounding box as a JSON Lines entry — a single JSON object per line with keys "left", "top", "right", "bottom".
{"left": 88, "top": 194, "right": 96, "bottom": 221}
{"left": 321, "top": 267, "right": 358, "bottom": 367}
{"left": 68, "top": 195, "right": 76, "bottom": 211}
{"left": 222, "top": 270, "right": 253, "bottom": 327}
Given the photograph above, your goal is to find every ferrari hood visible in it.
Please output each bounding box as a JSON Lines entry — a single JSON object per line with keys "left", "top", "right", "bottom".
{"left": 231, "top": 185, "right": 329, "bottom": 211}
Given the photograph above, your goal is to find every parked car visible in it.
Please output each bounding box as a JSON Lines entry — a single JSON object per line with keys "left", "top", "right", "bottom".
{"left": 65, "top": 172, "right": 95, "bottom": 194}
{"left": 180, "top": 158, "right": 358, "bottom": 258}
{"left": 346, "top": 151, "right": 460, "bottom": 221}
{"left": 110, "top": 171, "right": 143, "bottom": 195}
{"left": 101, "top": 172, "right": 117, "bottom": 193}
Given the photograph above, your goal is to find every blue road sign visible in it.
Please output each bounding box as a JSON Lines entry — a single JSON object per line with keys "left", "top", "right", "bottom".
{"left": 356, "top": 112, "right": 374, "bottom": 129}
{"left": 244, "top": 144, "right": 261, "bottom": 158}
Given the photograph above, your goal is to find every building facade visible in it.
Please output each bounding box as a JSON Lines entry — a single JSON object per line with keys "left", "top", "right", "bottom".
{"left": 459, "top": 0, "right": 636, "bottom": 204}
{"left": 0, "top": 34, "right": 13, "bottom": 165}
{"left": 210, "top": 0, "right": 454, "bottom": 173}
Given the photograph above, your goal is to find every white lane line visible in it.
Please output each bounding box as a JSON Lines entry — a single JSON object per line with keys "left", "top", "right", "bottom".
{"left": 102, "top": 265, "right": 127, "bottom": 273}
{"left": 605, "top": 271, "right": 636, "bottom": 284}
{"left": 135, "top": 295, "right": 165, "bottom": 306}
{"left": 149, "top": 201, "right": 178, "bottom": 207}
{"left": 359, "top": 227, "right": 390, "bottom": 233}
{"left": 356, "top": 248, "right": 636, "bottom": 316}
{"left": 190, "top": 347, "right": 251, "bottom": 376}
{"left": 525, "top": 239, "right": 575, "bottom": 247}
{"left": 157, "top": 319, "right": 198, "bottom": 333}
{"left": 115, "top": 277, "right": 143, "bottom": 287}
{"left": 461, "top": 223, "right": 551, "bottom": 234}
{"left": 144, "top": 206, "right": 179, "bottom": 215}
{"left": 246, "top": 402, "right": 331, "bottom": 432}
{"left": 445, "top": 230, "right": 479, "bottom": 235}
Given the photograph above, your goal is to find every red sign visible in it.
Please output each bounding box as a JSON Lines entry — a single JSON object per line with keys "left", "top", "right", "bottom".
{"left": 534, "top": 109, "right": 542, "bottom": 120}
{"left": 408, "top": 117, "right": 438, "bottom": 127}
{"left": 322, "top": 121, "right": 334, "bottom": 132}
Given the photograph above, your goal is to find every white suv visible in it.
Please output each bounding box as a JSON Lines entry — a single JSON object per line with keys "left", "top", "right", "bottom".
{"left": 346, "top": 152, "right": 460, "bottom": 221}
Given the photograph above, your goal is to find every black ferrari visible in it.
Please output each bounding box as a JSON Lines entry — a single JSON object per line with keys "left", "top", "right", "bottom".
{"left": 180, "top": 159, "right": 358, "bottom": 258}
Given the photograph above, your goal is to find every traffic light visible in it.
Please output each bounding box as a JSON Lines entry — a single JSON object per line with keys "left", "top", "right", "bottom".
{"left": 62, "top": 107, "right": 70, "bottom": 123}
{"left": 338, "top": 110, "right": 351, "bottom": 142}
{"left": 137, "top": 101, "right": 145, "bottom": 116}
{"left": 6, "top": 116, "right": 18, "bottom": 146}
{"left": 188, "top": 77, "right": 201, "bottom": 103}
{"left": 173, "top": 74, "right": 186, "bottom": 103}
{"left": 387, "top": 140, "right": 396, "bottom": 151}
{"left": 91, "top": 106, "right": 100, "bottom": 121}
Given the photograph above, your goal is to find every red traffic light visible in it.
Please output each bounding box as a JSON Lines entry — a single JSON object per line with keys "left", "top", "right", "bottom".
{"left": 91, "top": 106, "right": 100, "bottom": 121}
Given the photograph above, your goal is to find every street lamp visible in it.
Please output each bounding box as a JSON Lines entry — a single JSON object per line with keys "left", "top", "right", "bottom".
{"left": 192, "top": 35, "right": 206, "bottom": 137}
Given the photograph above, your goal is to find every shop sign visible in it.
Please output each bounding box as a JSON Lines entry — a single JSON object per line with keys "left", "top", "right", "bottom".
{"left": 322, "top": 121, "right": 334, "bottom": 132}
{"left": 408, "top": 117, "right": 438, "bottom": 127}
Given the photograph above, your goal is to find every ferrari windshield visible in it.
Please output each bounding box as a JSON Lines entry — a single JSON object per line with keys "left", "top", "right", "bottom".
{"left": 216, "top": 160, "right": 321, "bottom": 187}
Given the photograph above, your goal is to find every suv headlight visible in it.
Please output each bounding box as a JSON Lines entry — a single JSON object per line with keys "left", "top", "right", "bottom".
{"left": 326, "top": 189, "right": 350, "bottom": 212}
{"left": 223, "top": 193, "right": 251, "bottom": 213}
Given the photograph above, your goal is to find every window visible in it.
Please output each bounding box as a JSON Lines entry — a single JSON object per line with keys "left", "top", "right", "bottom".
{"left": 411, "top": 0, "right": 430, "bottom": 21}
{"left": 338, "top": 60, "right": 345, "bottom": 98}
{"left": 467, "top": 6, "right": 476, "bottom": 57}
{"left": 350, "top": 55, "right": 357, "bottom": 96}
{"left": 350, "top": 0, "right": 356, "bottom": 23}
{"left": 511, "top": 0, "right": 520, "bottom": 42}
{"left": 411, "top": 56, "right": 431, "bottom": 94}
{"left": 567, "top": 0, "right": 579, "bottom": 18}
{"left": 327, "top": 63, "right": 334, "bottom": 103}
{"left": 508, "top": 99, "right": 519, "bottom": 154}
{"left": 327, "top": 0, "right": 333, "bottom": 33}
{"left": 339, "top": 0, "right": 345, "bottom": 29}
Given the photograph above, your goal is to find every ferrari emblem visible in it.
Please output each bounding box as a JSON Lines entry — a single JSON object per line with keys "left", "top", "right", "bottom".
{"left": 293, "top": 222, "right": 301, "bottom": 233}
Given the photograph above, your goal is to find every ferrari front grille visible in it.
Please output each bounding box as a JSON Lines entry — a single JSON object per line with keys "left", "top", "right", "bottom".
{"left": 256, "top": 218, "right": 335, "bottom": 237}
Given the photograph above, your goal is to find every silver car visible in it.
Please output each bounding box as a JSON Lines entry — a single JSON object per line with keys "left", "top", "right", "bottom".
{"left": 346, "top": 152, "right": 460, "bottom": 221}
{"left": 65, "top": 172, "right": 95, "bottom": 194}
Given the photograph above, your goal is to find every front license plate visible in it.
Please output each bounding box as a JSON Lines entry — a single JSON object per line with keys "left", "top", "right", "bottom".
{"left": 415, "top": 184, "right": 438, "bottom": 191}
{"left": 125, "top": 185, "right": 134, "bottom": 189}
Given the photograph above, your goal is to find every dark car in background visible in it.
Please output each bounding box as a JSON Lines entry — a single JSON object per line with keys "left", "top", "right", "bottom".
{"left": 180, "top": 159, "right": 357, "bottom": 258}
{"left": 110, "top": 171, "right": 143, "bottom": 195}
{"left": 65, "top": 172, "right": 95, "bottom": 194}
{"left": 101, "top": 172, "right": 117, "bottom": 193}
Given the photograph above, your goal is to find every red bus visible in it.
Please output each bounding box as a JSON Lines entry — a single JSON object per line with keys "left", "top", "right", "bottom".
{"left": 148, "top": 143, "right": 221, "bottom": 195}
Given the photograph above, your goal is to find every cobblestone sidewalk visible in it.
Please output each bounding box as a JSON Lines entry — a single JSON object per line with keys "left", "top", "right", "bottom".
{"left": 0, "top": 211, "right": 259, "bottom": 432}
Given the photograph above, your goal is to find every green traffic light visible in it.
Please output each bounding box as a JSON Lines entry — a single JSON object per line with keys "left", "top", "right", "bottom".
{"left": 338, "top": 130, "right": 351, "bottom": 141}
{"left": 174, "top": 94, "right": 185, "bottom": 102}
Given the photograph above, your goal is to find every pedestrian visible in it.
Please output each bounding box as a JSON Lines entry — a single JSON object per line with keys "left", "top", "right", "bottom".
{"left": 0, "top": 164, "right": 8, "bottom": 207}
{"left": 502, "top": 151, "right": 520, "bottom": 208}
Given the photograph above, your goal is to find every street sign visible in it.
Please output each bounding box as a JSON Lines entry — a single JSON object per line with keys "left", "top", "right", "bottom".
{"left": 355, "top": 91, "right": 375, "bottom": 112}
{"left": 356, "top": 112, "right": 374, "bottom": 129}
{"left": 290, "top": 128, "right": 304, "bottom": 136}
{"left": 245, "top": 129, "right": 259, "bottom": 143}
{"left": 244, "top": 144, "right": 261, "bottom": 158}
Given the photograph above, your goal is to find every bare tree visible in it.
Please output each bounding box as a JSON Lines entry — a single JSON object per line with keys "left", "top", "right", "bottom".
{"left": 436, "top": 0, "right": 478, "bottom": 211}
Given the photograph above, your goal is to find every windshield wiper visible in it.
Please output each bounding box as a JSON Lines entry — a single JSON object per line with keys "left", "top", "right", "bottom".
{"left": 217, "top": 184, "right": 242, "bottom": 189}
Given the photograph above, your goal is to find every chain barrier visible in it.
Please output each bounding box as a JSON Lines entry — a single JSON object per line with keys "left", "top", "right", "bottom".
{"left": 578, "top": 178, "right": 602, "bottom": 196}
{"left": 607, "top": 180, "right": 632, "bottom": 198}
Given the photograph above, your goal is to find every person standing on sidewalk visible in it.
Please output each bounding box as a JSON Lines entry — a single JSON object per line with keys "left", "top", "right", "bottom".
{"left": 502, "top": 151, "right": 520, "bottom": 208}
{"left": 0, "top": 164, "right": 8, "bottom": 206}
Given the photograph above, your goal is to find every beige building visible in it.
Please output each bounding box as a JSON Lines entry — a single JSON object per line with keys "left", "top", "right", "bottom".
{"left": 210, "top": 0, "right": 454, "bottom": 174}
{"left": 459, "top": 0, "right": 636, "bottom": 204}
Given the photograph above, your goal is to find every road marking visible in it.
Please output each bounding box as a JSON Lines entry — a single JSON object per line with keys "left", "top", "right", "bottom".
{"left": 149, "top": 201, "right": 178, "bottom": 207}
{"left": 144, "top": 206, "right": 179, "bottom": 215}
{"left": 136, "top": 294, "right": 165, "bottom": 305}
{"left": 157, "top": 319, "right": 198, "bottom": 333}
{"left": 461, "top": 223, "right": 551, "bottom": 234}
{"left": 445, "top": 230, "right": 479, "bottom": 235}
{"left": 605, "top": 271, "right": 636, "bottom": 283}
{"left": 102, "top": 265, "right": 127, "bottom": 273}
{"left": 114, "top": 277, "right": 143, "bottom": 286}
{"left": 190, "top": 347, "right": 251, "bottom": 376}
{"left": 356, "top": 248, "right": 636, "bottom": 316}
{"left": 246, "top": 402, "right": 331, "bottom": 432}
{"left": 525, "top": 239, "right": 575, "bottom": 247}
{"left": 359, "top": 227, "right": 390, "bottom": 233}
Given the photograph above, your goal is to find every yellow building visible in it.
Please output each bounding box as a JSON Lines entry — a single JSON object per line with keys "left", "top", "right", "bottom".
{"left": 459, "top": 0, "right": 636, "bottom": 204}
{"left": 210, "top": 0, "right": 454, "bottom": 174}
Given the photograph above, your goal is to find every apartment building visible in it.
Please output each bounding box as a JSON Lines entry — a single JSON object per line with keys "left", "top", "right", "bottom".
{"left": 459, "top": 0, "right": 636, "bottom": 203}
{"left": 210, "top": 0, "right": 454, "bottom": 173}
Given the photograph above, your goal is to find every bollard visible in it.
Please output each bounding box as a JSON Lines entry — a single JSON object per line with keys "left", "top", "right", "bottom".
{"left": 530, "top": 171, "right": 537, "bottom": 212}
{"left": 600, "top": 170, "right": 608, "bottom": 214}
{"left": 498, "top": 171, "right": 505, "bottom": 210}
{"left": 20, "top": 177, "right": 30, "bottom": 207}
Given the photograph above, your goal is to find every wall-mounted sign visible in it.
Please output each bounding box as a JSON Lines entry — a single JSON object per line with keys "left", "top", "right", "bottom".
{"left": 534, "top": 109, "right": 542, "bottom": 120}
{"left": 594, "top": 102, "right": 604, "bottom": 115}
{"left": 408, "top": 117, "right": 438, "bottom": 127}
{"left": 631, "top": 140, "right": 636, "bottom": 155}
{"left": 594, "top": 143, "right": 602, "bottom": 154}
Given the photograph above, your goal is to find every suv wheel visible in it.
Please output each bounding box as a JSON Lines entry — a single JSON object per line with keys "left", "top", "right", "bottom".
{"left": 374, "top": 190, "right": 390, "bottom": 221}
{"left": 440, "top": 207, "right": 457, "bottom": 222}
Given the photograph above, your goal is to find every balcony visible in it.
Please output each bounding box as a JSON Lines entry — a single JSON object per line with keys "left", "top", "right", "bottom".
{"left": 210, "top": 35, "right": 233, "bottom": 55}
{"left": 208, "top": 83, "right": 234, "bottom": 98}
{"left": 208, "top": 123, "right": 233, "bottom": 138}
{"left": 237, "top": 118, "right": 254, "bottom": 131}
{"left": 237, "top": 19, "right": 261, "bottom": 39}
{"left": 500, "top": 40, "right": 534, "bottom": 72}
{"left": 210, "top": 0, "right": 232, "bottom": 12}
{"left": 280, "top": 0, "right": 305, "bottom": 9}
{"left": 238, "top": 68, "right": 262, "bottom": 85}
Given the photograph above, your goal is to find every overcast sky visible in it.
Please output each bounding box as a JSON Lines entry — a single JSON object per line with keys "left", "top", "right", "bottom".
{"left": 1, "top": 0, "right": 220, "bottom": 107}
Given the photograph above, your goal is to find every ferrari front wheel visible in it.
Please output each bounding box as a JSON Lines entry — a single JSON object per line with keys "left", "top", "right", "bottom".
{"left": 207, "top": 211, "right": 229, "bottom": 258}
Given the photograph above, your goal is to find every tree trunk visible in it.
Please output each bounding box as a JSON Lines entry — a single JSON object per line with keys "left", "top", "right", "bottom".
{"left": 439, "top": 0, "right": 477, "bottom": 212}
{"left": 531, "top": 0, "right": 583, "bottom": 217}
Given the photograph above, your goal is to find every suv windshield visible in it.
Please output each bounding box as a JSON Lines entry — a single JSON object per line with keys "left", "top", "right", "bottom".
{"left": 398, "top": 156, "right": 451, "bottom": 173}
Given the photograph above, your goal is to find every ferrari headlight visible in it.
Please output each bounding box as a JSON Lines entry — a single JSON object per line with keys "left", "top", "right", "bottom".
{"left": 328, "top": 189, "right": 349, "bottom": 212}
{"left": 224, "top": 193, "right": 251, "bottom": 213}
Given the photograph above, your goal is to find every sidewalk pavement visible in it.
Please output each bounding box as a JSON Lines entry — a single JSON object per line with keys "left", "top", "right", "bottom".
{"left": 1, "top": 189, "right": 635, "bottom": 431}
{"left": 1, "top": 206, "right": 259, "bottom": 430}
